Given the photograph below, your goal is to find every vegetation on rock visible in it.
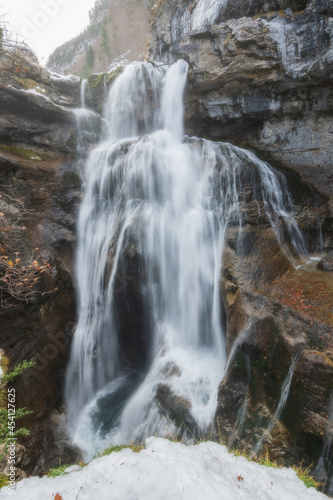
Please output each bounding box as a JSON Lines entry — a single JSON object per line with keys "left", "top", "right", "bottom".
{"left": 0, "top": 356, "right": 35, "bottom": 450}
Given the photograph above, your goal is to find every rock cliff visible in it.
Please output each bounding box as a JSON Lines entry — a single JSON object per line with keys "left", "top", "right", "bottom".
{"left": 0, "top": 40, "right": 84, "bottom": 474}
{"left": 149, "top": 0, "right": 333, "bottom": 212}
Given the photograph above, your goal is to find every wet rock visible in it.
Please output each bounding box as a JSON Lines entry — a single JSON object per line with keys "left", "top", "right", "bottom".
{"left": 0, "top": 42, "right": 102, "bottom": 155}
{"left": 87, "top": 67, "right": 124, "bottom": 113}
{"left": 285, "top": 351, "right": 333, "bottom": 447}
{"left": 155, "top": 383, "right": 197, "bottom": 433}
{"left": 39, "top": 408, "right": 83, "bottom": 474}
{"left": 217, "top": 249, "right": 333, "bottom": 473}
{"left": 317, "top": 251, "right": 333, "bottom": 272}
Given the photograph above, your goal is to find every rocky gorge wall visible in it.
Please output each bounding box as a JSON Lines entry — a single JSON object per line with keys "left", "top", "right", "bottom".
{"left": 148, "top": 0, "right": 333, "bottom": 490}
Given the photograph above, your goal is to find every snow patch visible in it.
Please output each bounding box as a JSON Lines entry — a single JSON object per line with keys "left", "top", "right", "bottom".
{"left": 49, "top": 70, "right": 81, "bottom": 82}
{"left": 0, "top": 437, "right": 328, "bottom": 500}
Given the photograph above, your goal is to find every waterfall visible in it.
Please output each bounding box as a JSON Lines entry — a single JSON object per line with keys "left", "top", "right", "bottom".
{"left": 66, "top": 60, "right": 308, "bottom": 459}
{"left": 254, "top": 352, "right": 303, "bottom": 455}
{"left": 80, "top": 79, "right": 91, "bottom": 109}
{"left": 74, "top": 79, "right": 101, "bottom": 158}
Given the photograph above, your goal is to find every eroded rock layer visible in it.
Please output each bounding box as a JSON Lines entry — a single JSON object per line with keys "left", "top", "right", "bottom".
{"left": 149, "top": 0, "right": 333, "bottom": 209}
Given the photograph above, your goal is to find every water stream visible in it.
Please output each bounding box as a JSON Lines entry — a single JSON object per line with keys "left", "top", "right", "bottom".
{"left": 254, "top": 352, "right": 303, "bottom": 455}
{"left": 67, "top": 60, "right": 308, "bottom": 459}
{"left": 315, "top": 392, "right": 333, "bottom": 492}
{"left": 74, "top": 78, "right": 101, "bottom": 159}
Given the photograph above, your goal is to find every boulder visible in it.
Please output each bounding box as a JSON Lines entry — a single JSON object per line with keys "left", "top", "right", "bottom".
{"left": 318, "top": 251, "right": 333, "bottom": 272}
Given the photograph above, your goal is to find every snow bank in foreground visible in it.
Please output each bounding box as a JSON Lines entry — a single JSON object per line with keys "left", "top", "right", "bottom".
{"left": 1, "top": 438, "right": 328, "bottom": 500}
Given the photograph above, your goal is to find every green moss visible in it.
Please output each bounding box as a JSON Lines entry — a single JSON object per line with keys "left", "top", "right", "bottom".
{"left": 88, "top": 72, "right": 106, "bottom": 89}
{"left": 14, "top": 77, "right": 46, "bottom": 93}
{"left": 104, "top": 443, "right": 143, "bottom": 455}
{"left": 257, "top": 354, "right": 269, "bottom": 372}
{"left": 0, "top": 475, "right": 9, "bottom": 489}
{"left": 0, "top": 143, "right": 46, "bottom": 161}
{"left": 106, "top": 66, "right": 123, "bottom": 84}
{"left": 94, "top": 443, "right": 144, "bottom": 458}
{"left": 236, "top": 351, "right": 247, "bottom": 370}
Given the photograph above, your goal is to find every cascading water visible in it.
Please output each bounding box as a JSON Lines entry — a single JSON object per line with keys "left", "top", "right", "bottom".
{"left": 254, "top": 352, "right": 303, "bottom": 455}
{"left": 74, "top": 79, "right": 101, "bottom": 159}
{"left": 67, "top": 60, "right": 308, "bottom": 459}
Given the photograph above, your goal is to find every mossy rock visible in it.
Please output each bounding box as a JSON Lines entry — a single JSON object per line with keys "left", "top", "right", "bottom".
{"left": 0, "top": 143, "right": 47, "bottom": 161}
{"left": 14, "top": 76, "right": 47, "bottom": 93}
{"left": 87, "top": 67, "right": 124, "bottom": 114}
{"left": 106, "top": 66, "right": 124, "bottom": 84}
{"left": 88, "top": 72, "right": 106, "bottom": 89}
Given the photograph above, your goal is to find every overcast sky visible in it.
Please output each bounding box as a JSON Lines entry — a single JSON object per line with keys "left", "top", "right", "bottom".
{"left": 1, "top": 0, "right": 97, "bottom": 64}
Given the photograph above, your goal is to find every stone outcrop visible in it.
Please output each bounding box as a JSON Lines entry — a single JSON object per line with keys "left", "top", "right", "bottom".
{"left": 0, "top": 43, "right": 83, "bottom": 150}
{"left": 149, "top": 0, "right": 333, "bottom": 213}
{"left": 217, "top": 229, "right": 333, "bottom": 469}
{"left": 318, "top": 250, "right": 333, "bottom": 271}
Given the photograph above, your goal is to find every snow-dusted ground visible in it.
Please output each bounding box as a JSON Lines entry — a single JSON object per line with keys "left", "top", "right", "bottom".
{"left": 1, "top": 438, "right": 329, "bottom": 499}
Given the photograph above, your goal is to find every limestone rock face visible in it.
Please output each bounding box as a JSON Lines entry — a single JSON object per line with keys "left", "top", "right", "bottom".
{"left": 0, "top": 43, "right": 82, "bottom": 153}
{"left": 149, "top": 0, "right": 333, "bottom": 210}
{"left": 217, "top": 237, "right": 333, "bottom": 468}
{"left": 0, "top": 42, "right": 84, "bottom": 474}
